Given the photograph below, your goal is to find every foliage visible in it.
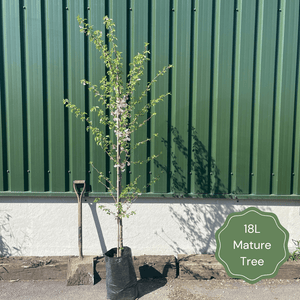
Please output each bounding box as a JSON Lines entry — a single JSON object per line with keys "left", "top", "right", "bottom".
{"left": 289, "top": 239, "right": 300, "bottom": 261}
{"left": 64, "top": 16, "right": 172, "bottom": 256}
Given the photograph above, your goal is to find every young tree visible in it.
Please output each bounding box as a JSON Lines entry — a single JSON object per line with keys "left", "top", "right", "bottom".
{"left": 64, "top": 16, "right": 172, "bottom": 257}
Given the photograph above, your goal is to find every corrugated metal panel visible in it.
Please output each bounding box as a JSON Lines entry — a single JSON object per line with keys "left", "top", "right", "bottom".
{"left": 88, "top": 0, "right": 107, "bottom": 193}
{"left": 1, "top": 0, "right": 300, "bottom": 199}
{"left": 25, "top": 0, "right": 46, "bottom": 191}
{"left": 46, "top": 0, "right": 66, "bottom": 192}
{"left": 150, "top": 0, "right": 170, "bottom": 193}
{"left": 191, "top": 0, "right": 213, "bottom": 195}
{"left": 211, "top": 0, "right": 235, "bottom": 195}
{"left": 2, "top": 0, "right": 26, "bottom": 192}
{"left": 171, "top": 0, "right": 192, "bottom": 196}
{"left": 231, "top": 0, "right": 256, "bottom": 195}
{"left": 130, "top": 0, "right": 149, "bottom": 191}
{"left": 272, "top": 0, "right": 299, "bottom": 195}
{"left": 0, "top": 0, "right": 6, "bottom": 192}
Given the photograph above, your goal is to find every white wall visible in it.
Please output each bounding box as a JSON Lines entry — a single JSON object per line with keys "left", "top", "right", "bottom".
{"left": 1, "top": 197, "right": 300, "bottom": 257}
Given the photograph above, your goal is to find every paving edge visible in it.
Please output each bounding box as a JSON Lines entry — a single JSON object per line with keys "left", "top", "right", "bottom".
{"left": 178, "top": 254, "right": 300, "bottom": 280}
{"left": 0, "top": 254, "right": 299, "bottom": 281}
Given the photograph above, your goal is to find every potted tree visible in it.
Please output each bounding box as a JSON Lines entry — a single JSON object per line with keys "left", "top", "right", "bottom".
{"left": 64, "top": 16, "right": 172, "bottom": 300}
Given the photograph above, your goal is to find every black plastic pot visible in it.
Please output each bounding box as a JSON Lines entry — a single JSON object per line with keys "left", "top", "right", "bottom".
{"left": 105, "top": 247, "right": 138, "bottom": 300}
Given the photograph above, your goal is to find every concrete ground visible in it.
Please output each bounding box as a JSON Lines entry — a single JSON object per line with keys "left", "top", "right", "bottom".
{"left": 0, "top": 278, "right": 300, "bottom": 300}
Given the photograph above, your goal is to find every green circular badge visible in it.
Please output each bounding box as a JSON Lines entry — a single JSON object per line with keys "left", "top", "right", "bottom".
{"left": 215, "top": 207, "right": 289, "bottom": 284}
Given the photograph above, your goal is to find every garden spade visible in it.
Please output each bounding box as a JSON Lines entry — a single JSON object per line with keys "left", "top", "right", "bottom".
{"left": 67, "top": 180, "right": 95, "bottom": 286}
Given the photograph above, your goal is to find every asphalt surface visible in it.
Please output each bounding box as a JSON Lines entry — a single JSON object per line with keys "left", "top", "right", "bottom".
{"left": 0, "top": 278, "right": 299, "bottom": 300}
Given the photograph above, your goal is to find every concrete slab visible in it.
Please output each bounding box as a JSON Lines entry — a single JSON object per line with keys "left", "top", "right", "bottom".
{"left": 66, "top": 256, "right": 94, "bottom": 286}
{"left": 0, "top": 256, "right": 68, "bottom": 281}
{"left": 1, "top": 278, "right": 300, "bottom": 299}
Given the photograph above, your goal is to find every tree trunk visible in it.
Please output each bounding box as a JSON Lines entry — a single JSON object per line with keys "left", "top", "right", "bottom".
{"left": 116, "top": 113, "right": 123, "bottom": 257}
{"left": 117, "top": 217, "right": 123, "bottom": 257}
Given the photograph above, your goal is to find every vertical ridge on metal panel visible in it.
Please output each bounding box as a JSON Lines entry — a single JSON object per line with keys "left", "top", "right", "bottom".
{"left": 0, "top": 83, "right": 2, "bottom": 191}
{"left": 63, "top": 0, "right": 70, "bottom": 192}
{"left": 171, "top": 0, "right": 192, "bottom": 196}
{"left": 25, "top": 0, "right": 45, "bottom": 192}
{"left": 126, "top": 0, "right": 131, "bottom": 187}
{"left": 109, "top": 0, "right": 128, "bottom": 191}
{"left": 292, "top": 1, "right": 300, "bottom": 195}
{"left": 167, "top": 0, "right": 174, "bottom": 194}
{"left": 150, "top": 0, "right": 170, "bottom": 193}
{"left": 67, "top": 0, "right": 86, "bottom": 190}
{"left": 269, "top": 0, "right": 282, "bottom": 195}
{"left": 293, "top": 80, "right": 300, "bottom": 194}
{"left": 227, "top": 0, "right": 238, "bottom": 195}
{"left": 0, "top": 0, "right": 5, "bottom": 191}
{"left": 207, "top": 0, "right": 216, "bottom": 195}
{"left": 272, "top": 0, "right": 299, "bottom": 195}
{"left": 0, "top": 79, "right": 2, "bottom": 192}
{"left": 251, "top": 0, "right": 278, "bottom": 195}
{"left": 231, "top": 0, "right": 256, "bottom": 195}
{"left": 191, "top": 0, "right": 213, "bottom": 195}
{"left": 187, "top": 0, "right": 196, "bottom": 194}
{"left": 211, "top": 0, "right": 235, "bottom": 195}
{"left": 3, "top": 0, "right": 25, "bottom": 191}
{"left": 88, "top": 0, "right": 107, "bottom": 193}
{"left": 20, "top": 0, "right": 30, "bottom": 191}
{"left": 146, "top": 0, "right": 152, "bottom": 193}
{"left": 20, "top": 0, "right": 29, "bottom": 192}
{"left": 41, "top": 0, "right": 49, "bottom": 191}
{"left": 84, "top": 0, "right": 90, "bottom": 191}
{"left": 249, "top": 0, "right": 260, "bottom": 195}
{"left": 130, "top": 0, "right": 149, "bottom": 191}
{"left": 47, "top": 0, "right": 65, "bottom": 192}
{"left": 210, "top": 0, "right": 220, "bottom": 195}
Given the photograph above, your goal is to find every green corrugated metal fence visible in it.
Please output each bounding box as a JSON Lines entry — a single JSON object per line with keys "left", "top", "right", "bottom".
{"left": 1, "top": 0, "right": 300, "bottom": 199}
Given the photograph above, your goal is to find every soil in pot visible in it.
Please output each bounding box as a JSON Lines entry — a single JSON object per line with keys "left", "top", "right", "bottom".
{"left": 105, "top": 247, "right": 138, "bottom": 300}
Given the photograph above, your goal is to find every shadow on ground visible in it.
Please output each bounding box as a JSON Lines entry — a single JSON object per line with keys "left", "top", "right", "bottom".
{"left": 137, "top": 277, "right": 167, "bottom": 298}
{"left": 88, "top": 202, "right": 107, "bottom": 255}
